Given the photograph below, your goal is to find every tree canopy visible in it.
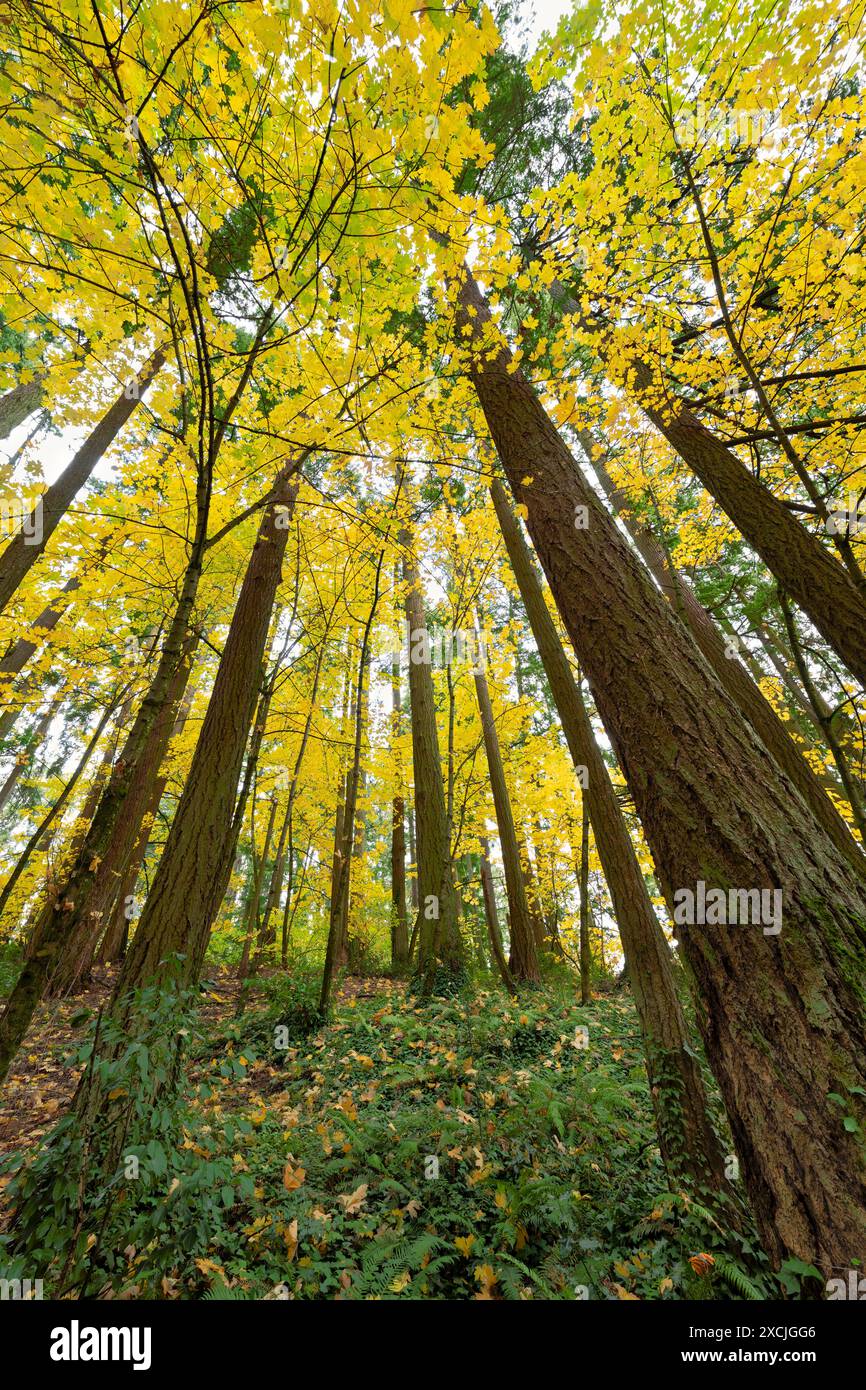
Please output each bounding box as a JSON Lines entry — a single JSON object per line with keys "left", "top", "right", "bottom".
{"left": 0, "top": 0, "right": 864, "bottom": 1318}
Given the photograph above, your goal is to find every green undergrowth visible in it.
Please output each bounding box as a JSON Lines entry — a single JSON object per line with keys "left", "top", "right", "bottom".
{"left": 1, "top": 976, "right": 781, "bottom": 1300}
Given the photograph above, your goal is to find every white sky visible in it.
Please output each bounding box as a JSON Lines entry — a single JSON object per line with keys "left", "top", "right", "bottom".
{"left": 517, "top": 0, "right": 573, "bottom": 46}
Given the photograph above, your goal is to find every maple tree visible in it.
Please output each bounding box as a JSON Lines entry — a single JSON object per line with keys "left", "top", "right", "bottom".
{"left": 0, "top": 0, "right": 864, "bottom": 1311}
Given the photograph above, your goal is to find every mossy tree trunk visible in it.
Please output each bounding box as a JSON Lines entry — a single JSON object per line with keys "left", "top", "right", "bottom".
{"left": 402, "top": 544, "right": 463, "bottom": 990}
{"left": 472, "top": 633, "right": 539, "bottom": 983}
{"left": 461, "top": 267, "right": 866, "bottom": 1268}
{"left": 492, "top": 476, "right": 727, "bottom": 1189}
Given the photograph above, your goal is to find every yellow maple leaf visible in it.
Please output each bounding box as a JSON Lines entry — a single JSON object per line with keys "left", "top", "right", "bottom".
{"left": 282, "top": 1161, "right": 306, "bottom": 1191}
{"left": 338, "top": 1182, "right": 368, "bottom": 1214}
{"left": 474, "top": 1264, "right": 498, "bottom": 1299}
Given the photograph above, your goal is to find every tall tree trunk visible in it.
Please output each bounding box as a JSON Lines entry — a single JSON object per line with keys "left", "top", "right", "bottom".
{"left": 0, "top": 694, "right": 123, "bottom": 923}
{"left": 459, "top": 854, "right": 488, "bottom": 970}
{"left": 252, "top": 804, "right": 292, "bottom": 962}
{"left": 281, "top": 837, "right": 313, "bottom": 965}
{"left": 0, "top": 348, "right": 164, "bottom": 615}
{"left": 0, "top": 375, "right": 44, "bottom": 441}
{"left": 586, "top": 438, "right": 865, "bottom": 875}
{"left": 402, "top": 542, "right": 463, "bottom": 990}
{"left": 97, "top": 676, "right": 197, "bottom": 967}
{"left": 390, "top": 628, "right": 409, "bottom": 970}
{"left": 578, "top": 810, "right": 592, "bottom": 1005}
{"left": 320, "top": 577, "right": 383, "bottom": 1012}
{"left": 345, "top": 696, "right": 369, "bottom": 972}
{"left": 459, "top": 265, "right": 866, "bottom": 1267}
{"left": 236, "top": 794, "right": 278, "bottom": 989}
{"left": 0, "top": 305, "right": 281, "bottom": 1082}
{"left": 274, "top": 635, "right": 328, "bottom": 968}
{"left": 472, "top": 629, "right": 539, "bottom": 982}
{"left": 0, "top": 436, "right": 205, "bottom": 1085}
{"left": 492, "top": 475, "right": 727, "bottom": 1187}
{"left": 554, "top": 283, "right": 866, "bottom": 684}
{"left": 407, "top": 806, "right": 419, "bottom": 913}
{"left": 679, "top": 156, "right": 866, "bottom": 596}
{"left": 480, "top": 836, "right": 515, "bottom": 994}
{"left": 638, "top": 372, "right": 866, "bottom": 686}
{"left": 45, "top": 639, "right": 197, "bottom": 996}
{"left": 517, "top": 831, "right": 548, "bottom": 952}
{"left": 107, "top": 467, "right": 300, "bottom": 997}
{"left": 327, "top": 660, "right": 353, "bottom": 972}
{"left": 777, "top": 591, "right": 866, "bottom": 844}
{"left": 327, "top": 782, "right": 346, "bottom": 948}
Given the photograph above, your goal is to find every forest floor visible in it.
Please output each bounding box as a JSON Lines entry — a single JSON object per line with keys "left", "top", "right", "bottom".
{"left": 0, "top": 965, "right": 771, "bottom": 1300}
{"left": 0, "top": 966, "right": 388, "bottom": 1165}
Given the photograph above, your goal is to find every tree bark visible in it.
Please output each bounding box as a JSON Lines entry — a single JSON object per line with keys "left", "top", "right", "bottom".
{"left": 472, "top": 632, "right": 539, "bottom": 982}
{"left": 402, "top": 543, "right": 463, "bottom": 990}
{"left": 637, "top": 371, "right": 866, "bottom": 687}
{"left": 320, "top": 582, "right": 382, "bottom": 1012}
{"left": 390, "top": 631, "right": 409, "bottom": 970}
{"left": 407, "top": 806, "right": 419, "bottom": 914}
{"left": 0, "top": 376, "right": 44, "bottom": 441}
{"left": 108, "top": 467, "right": 300, "bottom": 997}
{"left": 777, "top": 591, "right": 866, "bottom": 845}
{"left": 480, "top": 836, "right": 515, "bottom": 994}
{"left": 97, "top": 676, "right": 197, "bottom": 967}
{"left": 492, "top": 474, "right": 727, "bottom": 1187}
{"left": 42, "top": 643, "right": 197, "bottom": 996}
{"left": 553, "top": 282, "right": 866, "bottom": 685}
{"left": 585, "top": 437, "right": 866, "bottom": 875}
{"left": 459, "top": 265, "right": 866, "bottom": 1268}
{"left": 236, "top": 794, "right": 278, "bottom": 987}
{"left": 578, "top": 810, "right": 592, "bottom": 1005}
{"left": 0, "top": 347, "right": 165, "bottom": 615}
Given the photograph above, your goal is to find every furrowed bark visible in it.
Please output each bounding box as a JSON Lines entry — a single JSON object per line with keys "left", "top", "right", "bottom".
{"left": 0, "top": 376, "right": 44, "bottom": 441}
{"left": 554, "top": 283, "right": 866, "bottom": 685}
{"left": 0, "top": 516, "right": 204, "bottom": 1087}
{"left": 480, "top": 835, "right": 515, "bottom": 994}
{"left": 46, "top": 643, "right": 197, "bottom": 996}
{"left": 97, "top": 676, "right": 197, "bottom": 967}
{"left": 459, "top": 265, "right": 866, "bottom": 1267}
{"left": 472, "top": 631, "right": 539, "bottom": 982}
{"left": 578, "top": 811, "right": 592, "bottom": 1005}
{"left": 492, "top": 476, "right": 728, "bottom": 1187}
{"left": 403, "top": 542, "right": 463, "bottom": 990}
{"left": 390, "top": 624, "right": 409, "bottom": 970}
{"left": 585, "top": 436, "right": 865, "bottom": 874}
{"left": 110, "top": 467, "right": 301, "bottom": 996}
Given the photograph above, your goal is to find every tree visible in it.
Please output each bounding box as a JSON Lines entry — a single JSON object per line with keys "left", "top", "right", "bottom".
{"left": 491, "top": 475, "right": 727, "bottom": 1188}
{"left": 449, "top": 260, "right": 866, "bottom": 1271}
{"left": 402, "top": 536, "right": 464, "bottom": 991}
